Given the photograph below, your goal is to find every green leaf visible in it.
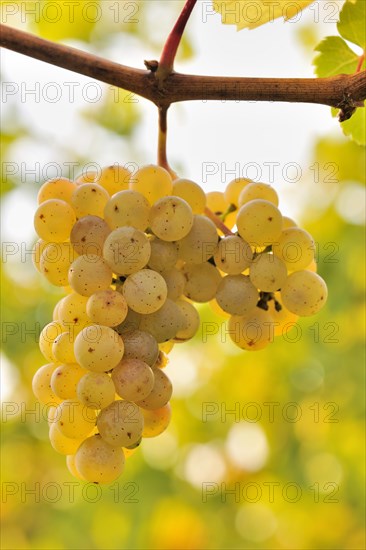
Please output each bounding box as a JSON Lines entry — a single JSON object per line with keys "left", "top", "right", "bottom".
{"left": 338, "top": 0, "right": 366, "bottom": 50}
{"left": 32, "top": 0, "right": 97, "bottom": 42}
{"left": 341, "top": 101, "right": 366, "bottom": 146}
{"left": 315, "top": 136, "right": 366, "bottom": 184}
{"left": 314, "top": 36, "right": 359, "bottom": 77}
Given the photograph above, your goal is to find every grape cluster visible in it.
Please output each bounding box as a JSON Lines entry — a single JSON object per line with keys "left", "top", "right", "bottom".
{"left": 32, "top": 164, "right": 327, "bottom": 483}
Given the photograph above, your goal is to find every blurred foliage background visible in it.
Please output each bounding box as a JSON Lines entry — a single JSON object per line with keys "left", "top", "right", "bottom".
{"left": 1, "top": 1, "right": 365, "bottom": 549}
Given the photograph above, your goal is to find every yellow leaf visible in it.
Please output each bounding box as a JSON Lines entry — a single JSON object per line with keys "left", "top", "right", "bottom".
{"left": 213, "top": 0, "right": 315, "bottom": 30}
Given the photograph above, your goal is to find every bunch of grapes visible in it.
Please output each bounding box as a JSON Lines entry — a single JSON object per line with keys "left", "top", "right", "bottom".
{"left": 32, "top": 164, "right": 327, "bottom": 483}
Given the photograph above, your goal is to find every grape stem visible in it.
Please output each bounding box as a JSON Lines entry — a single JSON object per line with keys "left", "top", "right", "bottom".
{"left": 204, "top": 208, "right": 234, "bottom": 236}
{"left": 158, "top": 106, "right": 177, "bottom": 178}
{"left": 356, "top": 53, "right": 365, "bottom": 74}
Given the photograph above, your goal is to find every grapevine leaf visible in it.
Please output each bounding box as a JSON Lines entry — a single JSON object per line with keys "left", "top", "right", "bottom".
{"left": 337, "top": 0, "right": 366, "bottom": 50}
{"left": 340, "top": 102, "right": 366, "bottom": 146}
{"left": 212, "top": 0, "right": 315, "bottom": 30}
{"left": 32, "top": 0, "right": 96, "bottom": 42}
{"left": 313, "top": 36, "right": 359, "bottom": 77}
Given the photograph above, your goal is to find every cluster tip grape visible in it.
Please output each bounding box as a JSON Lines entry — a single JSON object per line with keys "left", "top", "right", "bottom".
{"left": 32, "top": 164, "right": 328, "bottom": 483}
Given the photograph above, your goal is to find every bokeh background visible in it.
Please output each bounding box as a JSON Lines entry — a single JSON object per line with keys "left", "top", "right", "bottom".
{"left": 1, "top": 1, "right": 365, "bottom": 549}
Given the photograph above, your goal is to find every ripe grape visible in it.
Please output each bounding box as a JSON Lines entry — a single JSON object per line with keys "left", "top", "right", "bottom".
{"left": 50, "top": 363, "right": 87, "bottom": 400}
{"left": 32, "top": 239, "right": 48, "bottom": 273}
{"left": 215, "top": 274, "right": 259, "bottom": 316}
{"left": 172, "top": 178, "right": 206, "bottom": 213}
{"left": 178, "top": 215, "right": 219, "bottom": 264}
{"left": 135, "top": 368, "right": 172, "bottom": 410}
{"left": 71, "top": 183, "right": 109, "bottom": 218}
{"left": 66, "top": 454, "right": 84, "bottom": 480}
{"left": 228, "top": 308, "right": 274, "bottom": 351}
{"left": 40, "top": 242, "right": 77, "bottom": 287}
{"left": 96, "top": 164, "right": 131, "bottom": 196}
{"left": 32, "top": 363, "right": 61, "bottom": 404}
{"left": 282, "top": 216, "right": 297, "bottom": 229}
{"left": 52, "top": 331, "right": 77, "bottom": 363}
{"left": 206, "top": 191, "right": 236, "bottom": 229}
{"left": 224, "top": 178, "right": 252, "bottom": 207}
{"left": 39, "top": 321, "right": 64, "bottom": 362}
{"left": 103, "top": 226, "right": 151, "bottom": 275}
{"left": 149, "top": 196, "right": 193, "bottom": 241}
{"left": 238, "top": 182, "right": 279, "bottom": 207}
{"left": 174, "top": 299, "right": 200, "bottom": 342}
{"left": 130, "top": 164, "right": 172, "bottom": 204}
{"left": 112, "top": 358, "right": 154, "bottom": 401}
{"left": 34, "top": 199, "right": 76, "bottom": 242}
{"left": 49, "top": 423, "right": 83, "bottom": 455}
{"left": 104, "top": 190, "right": 150, "bottom": 231}
{"left": 122, "top": 269, "right": 167, "bottom": 314}
{"left": 272, "top": 228, "right": 315, "bottom": 271}
{"left": 139, "top": 299, "right": 184, "bottom": 342}
{"left": 249, "top": 253, "right": 288, "bottom": 292}
{"left": 236, "top": 199, "right": 283, "bottom": 247}
{"left": 97, "top": 400, "right": 143, "bottom": 447}
{"left": 281, "top": 270, "right": 328, "bottom": 316}
{"left": 70, "top": 215, "right": 111, "bottom": 256}
{"left": 122, "top": 329, "right": 159, "bottom": 366}
{"left": 148, "top": 238, "right": 179, "bottom": 272}
{"left": 214, "top": 235, "right": 252, "bottom": 274}
{"left": 77, "top": 372, "right": 116, "bottom": 409}
{"left": 75, "top": 434, "right": 125, "bottom": 484}
{"left": 37, "top": 177, "right": 77, "bottom": 205}
{"left": 161, "top": 268, "right": 186, "bottom": 300}
{"left": 68, "top": 255, "right": 113, "bottom": 296}
{"left": 115, "top": 308, "right": 142, "bottom": 335}
{"left": 142, "top": 404, "right": 172, "bottom": 438}
{"left": 57, "top": 292, "right": 90, "bottom": 331}
{"left": 55, "top": 399, "right": 96, "bottom": 439}
{"left": 183, "top": 262, "right": 222, "bottom": 302}
{"left": 74, "top": 325, "right": 124, "bottom": 373}
{"left": 86, "top": 289, "right": 128, "bottom": 327}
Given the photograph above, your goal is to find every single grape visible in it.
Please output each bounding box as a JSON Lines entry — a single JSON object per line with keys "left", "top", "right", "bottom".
{"left": 96, "top": 164, "right": 131, "bottom": 196}
{"left": 272, "top": 228, "right": 315, "bottom": 271}
{"left": 52, "top": 331, "right": 77, "bottom": 363}
{"left": 142, "top": 404, "right": 172, "bottom": 438}
{"left": 129, "top": 164, "right": 172, "bottom": 204}
{"left": 87, "top": 289, "right": 128, "bottom": 327}
{"left": 39, "top": 321, "right": 64, "bottom": 362}
{"left": 115, "top": 308, "right": 142, "bottom": 335}
{"left": 148, "top": 238, "right": 179, "bottom": 272}
{"left": 66, "top": 454, "right": 85, "bottom": 480}
{"left": 104, "top": 190, "right": 150, "bottom": 231}
{"left": 32, "top": 363, "right": 61, "bottom": 404}
{"left": 68, "top": 255, "right": 113, "bottom": 297}
{"left": 40, "top": 242, "right": 78, "bottom": 287}
{"left": 183, "top": 262, "right": 222, "bottom": 302}
{"left": 249, "top": 253, "right": 288, "bottom": 292}
{"left": 236, "top": 199, "right": 283, "bottom": 247}
{"left": 32, "top": 239, "right": 48, "bottom": 273}
{"left": 58, "top": 292, "right": 90, "bottom": 331}
{"left": 139, "top": 299, "right": 184, "bottom": 342}
{"left": 75, "top": 434, "right": 125, "bottom": 484}
{"left": 103, "top": 226, "right": 151, "bottom": 275}
{"left": 77, "top": 372, "right": 116, "bottom": 409}
{"left": 55, "top": 399, "right": 96, "bottom": 439}
{"left": 70, "top": 215, "right": 111, "bottom": 256}
{"left": 172, "top": 178, "right": 206, "bottom": 214}
{"left": 112, "top": 358, "right": 154, "bottom": 401}
{"left": 207, "top": 191, "right": 236, "bottom": 229}
{"left": 38, "top": 177, "right": 77, "bottom": 205}
{"left": 238, "top": 182, "right": 279, "bottom": 207}
{"left": 50, "top": 363, "right": 87, "bottom": 400}
{"left": 34, "top": 199, "right": 76, "bottom": 242}
{"left": 161, "top": 268, "right": 186, "bottom": 300}
{"left": 71, "top": 183, "right": 109, "bottom": 218}
{"left": 282, "top": 216, "right": 297, "bottom": 229}
{"left": 49, "top": 422, "right": 83, "bottom": 455}
{"left": 135, "top": 368, "right": 172, "bottom": 410}
{"left": 75, "top": 170, "right": 97, "bottom": 184}
{"left": 214, "top": 235, "right": 253, "bottom": 274}
{"left": 74, "top": 325, "right": 124, "bottom": 372}
{"left": 215, "top": 274, "right": 259, "bottom": 316}
{"left": 224, "top": 178, "right": 252, "bottom": 207}
{"left": 178, "top": 215, "right": 219, "bottom": 264}
{"left": 97, "top": 400, "right": 144, "bottom": 447}
{"left": 228, "top": 308, "right": 275, "bottom": 351}
{"left": 149, "top": 196, "right": 193, "bottom": 241}
{"left": 174, "top": 299, "right": 200, "bottom": 342}
{"left": 122, "top": 330, "right": 159, "bottom": 366}
{"left": 280, "top": 270, "right": 328, "bottom": 316}
{"left": 122, "top": 269, "right": 167, "bottom": 314}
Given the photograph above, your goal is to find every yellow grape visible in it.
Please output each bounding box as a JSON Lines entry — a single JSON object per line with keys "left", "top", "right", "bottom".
{"left": 148, "top": 238, "right": 179, "bottom": 272}
{"left": 149, "top": 196, "right": 193, "bottom": 242}
{"left": 34, "top": 199, "right": 76, "bottom": 242}
{"left": 224, "top": 178, "right": 252, "bottom": 207}
{"left": 272, "top": 228, "right": 315, "bottom": 271}
{"left": 77, "top": 372, "right": 116, "bottom": 409}
{"left": 281, "top": 271, "right": 328, "bottom": 316}
{"left": 122, "top": 329, "right": 159, "bottom": 366}
{"left": 32, "top": 239, "right": 48, "bottom": 273}
{"left": 75, "top": 171, "right": 97, "bottom": 184}
{"left": 142, "top": 404, "right": 172, "bottom": 438}
{"left": 40, "top": 242, "right": 77, "bottom": 287}
{"left": 172, "top": 178, "right": 206, "bottom": 213}
{"left": 104, "top": 190, "right": 150, "bottom": 231}
{"left": 236, "top": 199, "right": 283, "bottom": 247}
{"left": 66, "top": 454, "right": 85, "bottom": 480}
{"left": 55, "top": 399, "right": 96, "bottom": 439}
{"left": 228, "top": 308, "right": 275, "bottom": 351}
{"left": 52, "top": 331, "right": 77, "bottom": 363}
{"left": 130, "top": 165, "right": 173, "bottom": 204}
{"left": 58, "top": 292, "right": 90, "bottom": 331}
{"left": 37, "top": 177, "right": 77, "bottom": 205}
{"left": 97, "top": 400, "right": 143, "bottom": 447}
{"left": 32, "top": 363, "right": 61, "bottom": 404}
{"left": 86, "top": 289, "right": 128, "bottom": 327}
{"left": 183, "top": 262, "right": 222, "bottom": 302}
{"left": 112, "top": 358, "right": 154, "bottom": 401}
{"left": 74, "top": 325, "right": 124, "bottom": 372}
{"left": 139, "top": 299, "right": 184, "bottom": 343}
{"left": 161, "top": 268, "right": 186, "bottom": 300}
{"left": 214, "top": 235, "right": 253, "bottom": 275}
{"left": 75, "top": 434, "right": 125, "bottom": 484}
{"left": 103, "top": 227, "right": 151, "bottom": 276}
{"left": 96, "top": 164, "right": 131, "bottom": 196}
{"left": 135, "top": 368, "right": 172, "bottom": 410}
{"left": 122, "top": 269, "right": 168, "bottom": 314}
{"left": 49, "top": 422, "right": 83, "bottom": 455}
{"left": 68, "top": 255, "right": 113, "bottom": 297}
{"left": 71, "top": 183, "right": 109, "bottom": 219}
{"left": 178, "top": 215, "right": 219, "bottom": 264}
{"left": 70, "top": 215, "right": 111, "bottom": 256}
{"left": 50, "top": 363, "right": 88, "bottom": 400}
{"left": 215, "top": 275, "right": 259, "bottom": 316}
{"left": 39, "top": 321, "right": 64, "bottom": 362}
{"left": 238, "top": 182, "right": 279, "bottom": 207}
{"left": 174, "top": 299, "right": 200, "bottom": 342}
{"left": 249, "top": 253, "right": 288, "bottom": 292}
{"left": 282, "top": 216, "right": 297, "bottom": 229}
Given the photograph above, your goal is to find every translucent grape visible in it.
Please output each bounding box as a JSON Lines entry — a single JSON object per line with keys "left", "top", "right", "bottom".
{"left": 236, "top": 199, "right": 283, "bottom": 247}
{"left": 96, "top": 164, "right": 131, "bottom": 196}
{"left": 268, "top": 296, "right": 299, "bottom": 337}
{"left": 40, "top": 242, "right": 77, "bottom": 286}
{"left": 49, "top": 422, "right": 83, "bottom": 455}
{"left": 75, "top": 434, "right": 125, "bottom": 484}
{"left": 272, "top": 228, "right": 315, "bottom": 271}
{"left": 122, "top": 330, "right": 159, "bottom": 366}
{"left": 32, "top": 239, "right": 48, "bottom": 273}
{"left": 135, "top": 368, "right": 172, "bottom": 410}
{"left": 142, "top": 404, "right": 172, "bottom": 438}
{"left": 55, "top": 399, "right": 96, "bottom": 439}
{"left": 149, "top": 196, "right": 193, "bottom": 241}
{"left": 174, "top": 299, "right": 200, "bottom": 342}
{"left": 280, "top": 271, "right": 328, "bottom": 316}
{"left": 224, "top": 178, "right": 252, "bottom": 207}
{"left": 249, "top": 253, "right": 288, "bottom": 292}
{"left": 74, "top": 325, "right": 124, "bottom": 372}
{"left": 148, "top": 238, "right": 179, "bottom": 272}
{"left": 38, "top": 177, "right": 77, "bottom": 205}
{"left": 172, "top": 178, "right": 206, "bottom": 213}
{"left": 103, "top": 227, "right": 151, "bottom": 275}
{"left": 115, "top": 308, "right": 141, "bottom": 335}
{"left": 238, "top": 182, "right": 279, "bottom": 207}
{"left": 34, "top": 199, "right": 76, "bottom": 242}
{"left": 52, "top": 331, "right": 77, "bottom": 363}
{"left": 129, "top": 164, "right": 173, "bottom": 204}
{"left": 282, "top": 216, "right": 297, "bottom": 229}
{"left": 215, "top": 275, "right": 259, "bottom": 316}
{"left": 122, "top": 269, "right": 167, "bottom": 314}
{"left": 228, "top": 308, "right": 275, "bottom": 351}
{"left": 77, "top": 372, "right": 116, "bottom": 409}
{"left": 87, "top": 289, "right": 128, "bottom": 327}
{"left": 161, "top": 268, "right": 186, "bottom": 300}
{"left": 139, "top": 299, "right": 184, "bottom": 342}
{"left": 58, "top": 292, "right": 90, "bottom": 331}
{"left": 71, "top": 183, "right": 109, "bottom": 218}
{"left": 32, "top": 363, "right": 61, "bottom": 404}
{"left": 214, "top": 235, "right": 253, "bottom": 274}
{"left": 112, "top": 358, "right": 154, "bottom": 401}
{"left": 154, "top": 350, "right": 169, "bottom": 369}
{"left": 50, "top": 363, "right": 87, "bottom": 400}
{"left": 70, "top": 215, "right": 111, "bottom": 256}
{"left": 178, "top": 215, "right": 219, "bottom": 264}
{"left": 75, "top": 170, "right": 97, "bottom": 184}
{"left": 183, "top": 262, "right": 222, "bottom": 302}
{"left": 66, "top": 454, "right": 85, "bottom": 480}
{"left": 206, "top": 191, "right": 226, "bottom": 215}
{"left": 104, "top": 190, "right": 150, "bottom": 231}
{"left": 97, "top": 400, "right": 144, "bottom": 447}
{"left": 159, "top": 340, "right": 175, "bottom": 354}
{"left": 68, "top": 255, "right": 113, "bottom": 296}
{"left": 39, "top": 321, "right": 64, "bottom": 362}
